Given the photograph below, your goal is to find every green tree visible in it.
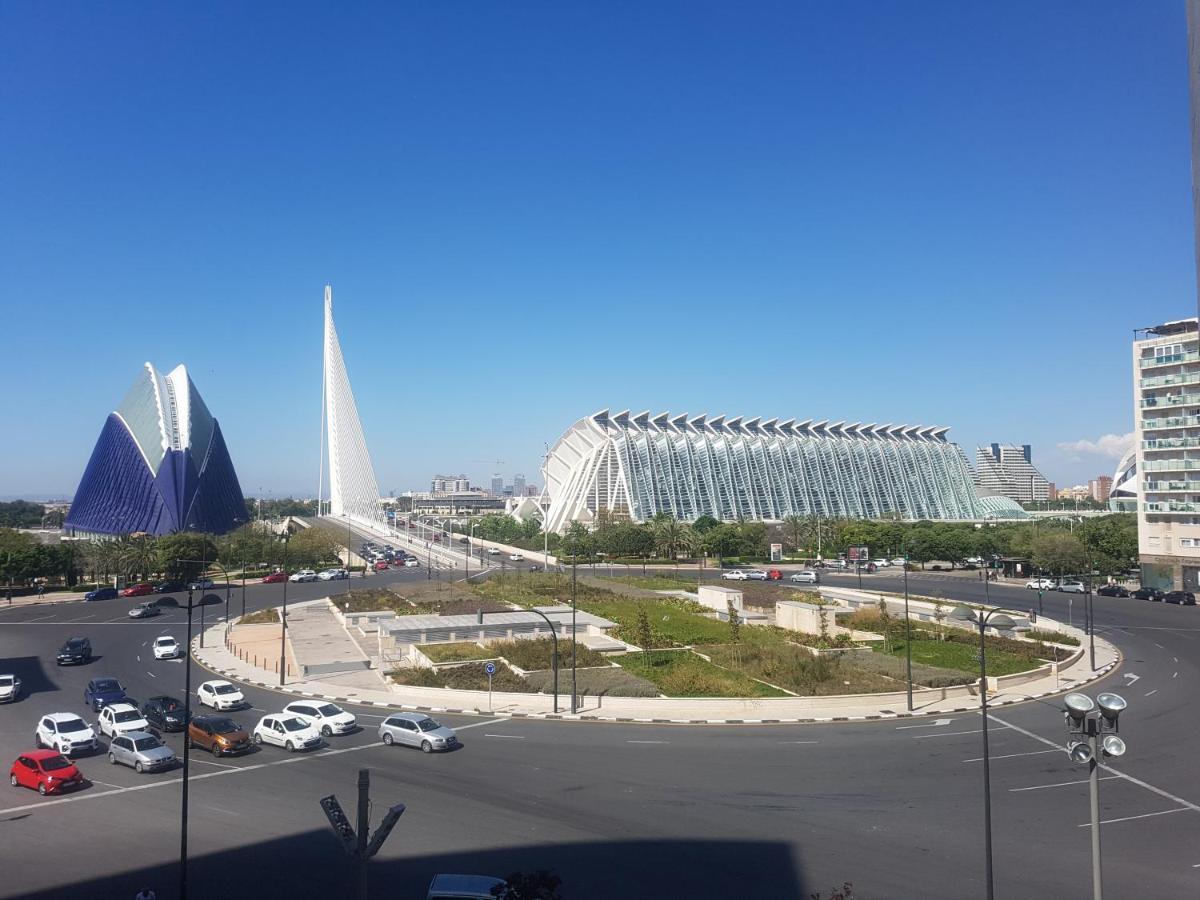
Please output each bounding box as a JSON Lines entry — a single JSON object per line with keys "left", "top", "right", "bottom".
{"left": 560, "top": 522, "right": 593, "bottom": 560}
{"left": 155, "top": 533, "right": 220, "bottom": 578}
{"left": 1030, "top": 531, "right": 1089, "bottom": 577}
{"left": 692, "top": 514, "right": 720, "bottom": 534}
{"left": 636, "top": 603, "right": 653, "bottom": 663}
{"left": 727, "top": 599, "right": 741, "bottom": 642}
{"left": 782, "top": 515, "right": 806, "bottom": 554}
{"left": 703, "top": 524, "right": 743, "bottom": 563}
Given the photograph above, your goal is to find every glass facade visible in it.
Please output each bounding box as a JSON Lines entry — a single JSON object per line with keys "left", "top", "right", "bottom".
{"left": 542, "top": 410, "right": 984, "bottom": 532}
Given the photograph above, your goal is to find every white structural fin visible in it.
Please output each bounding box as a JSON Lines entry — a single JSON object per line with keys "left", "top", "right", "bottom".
{"left": 321, "top": 285, "right": 385, "bottom": 528}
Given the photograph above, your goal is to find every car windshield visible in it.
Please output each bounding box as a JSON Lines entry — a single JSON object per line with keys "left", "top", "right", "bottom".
{"left": 0, "top": 676, "right": 13, "bottom": 685}
{"left": 94, "top": 680, "right": 120, "bottom": 692}
{"left": 159, "top": 699, "right": 181, "bottom": 711}
{"left": 114, "top": 709, "right": 141, "bottom": 722}
{"left": 282, "top": 718, "right": 308, "bottom": 732}
{"left": 41, "top": 756, "right": 73, "bottom": 771}
{"left": 417, "top": 718, "right": 442, "bottom": 732}
{"left": 211, "top": 719, "right": 239, "bottom": 734}
{"left": 214, "top": 684, "right": 238, "bottom": 695}
{"left": 65, "top": 641, "right": 85, "bottom": 651}
{"left": 133, "top": 737, "right": 161, "bottom": 752}
{"left": 58, "top": 718, "right": 88, "bottom": 733}
{"left": 156, "top": 638, "right": 176, "bottom": 646}
{"left": 316, "top": 704, "right": 342, "bottom": 717}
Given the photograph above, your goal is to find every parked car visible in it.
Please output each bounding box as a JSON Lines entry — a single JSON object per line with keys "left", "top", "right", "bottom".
{"left": 142, "top": 695, "right": 189, "bottom": 732}
{"left": 282, "top": 701, "right": 357, "bottom": 736}
{"left": 152, "top": 636, "right": 181, "bottom": 660}
{"left": 509, "top": 553, "right": 523, "bottom": 562}
{"left": 155, "top": 580, "right": 186, "bottom": 594}
{"left": 97, "top": 702, "right": 150, "bottom": 738}
{"left": 766, "top": 569, "right": 783, "bottom": 581}
{"left": 318, "top": 568, "right": 348, "bottom": 581}
{"left": 378, "top": 713, "right": 459, "bottom": 752}
{"left": 188, "top": 578, "right": 216, "bottom": 590}
{"left": 84, "top": 587, "right": 118, "bottom": 602}
{"left": 425, "top": 875, "right": 506, "bottom": 900}
{"left": 1096, "top": 584, "right": 1130, "bottom": 598}
{"left": 0, "top": 673, "right": 21, "bottom": 703}
{"left": 187, "top": 716, "right": 251, "bottom": 757}
{"left": 721, "top": 570, "right": 749, "bottom": 581}
{"left": 197, "top": 680, "right": 245, "bottom": 710}
{"left": 10, "top": 750, "right": 84, "bottom": 795}
{"left": 128, "top": 601, "right": 160, "bottom": 619}
{"left": 871, "top": 559, "right": 890, "bottom": 568}
{"left": 1025, "top": 578, "right": 1056, "bottom": 590}
{"left": 828, "top": 559, "right": 848, "bottom": 569}
{"left": 744, "top": 570, "right": 769, "bottom": 581}
{"left": 120, "top": 583, "right": 155, "bottom": 598}
{"left": 84, "top": 678, "right": 128, "bottom": 711}
{"left": 1057, "top": 580, "right": 1086, "bottom": 594}
{"left": 890, "top": 558, "right": 907, "bottom": 567}
{"left": 35, "top": 713, "right": 97, "bottom": 756}
{"left": 261, "top": 572, "right": 288, "bottom": 584}
{"left": 289, "top": 570, "right": 318, "bottom": 583}
{"left": 56, "top": 637, "right": 93, "bottom": 666}
{"left": 252, "top": 714, "right": 322, "bottom": 752}
{"left": 1164, "top": 590, "right": 1197, "bottom": 606}
{"left": 107, "top": 730, "right": 176, "bottom": 773}
{"left": 1133, "top": 587, "right": 1165, "bottom": 601}
{"left": 790, "top": 570, "right": 820, "bottom": 584}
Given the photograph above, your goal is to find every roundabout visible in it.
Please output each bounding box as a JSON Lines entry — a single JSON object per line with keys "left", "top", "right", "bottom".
{"left": 0, "top": 567, "right": 1197, "bottom": 899}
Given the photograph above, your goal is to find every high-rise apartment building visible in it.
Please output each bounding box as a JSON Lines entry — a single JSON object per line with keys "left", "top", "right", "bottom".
{"left": 491, "top": 473, "right": 504, "bottom": 496}
{"left": 1135, "top": 318, "right": 1200, "bottom": 590}
{"left": 431, "top": 474, "right": 471, "bottom": 494}
{"left": 1089, "top": 475, "right": 1112, "bottom": 503}
{"left": 973, "top": 444, "right": 1051, "bottom": 503}
{"left": 513, "top": 473, "right": 526, "bottom": 496}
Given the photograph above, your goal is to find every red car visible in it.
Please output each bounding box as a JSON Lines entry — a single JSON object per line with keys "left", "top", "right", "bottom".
{"left": 10, "top": 750, "right": 84, "bottom": 795}
{"left": 120, "top": 583, "right": 155, "bottom": 597}
{"left": 261, "top": 572, "right": 288, "bottom": 584}
{"left": 766, "top": 570, "right": 783, "bottom": 581}
{"left": 373, "top": 560, "right": 389, "bottom": 572}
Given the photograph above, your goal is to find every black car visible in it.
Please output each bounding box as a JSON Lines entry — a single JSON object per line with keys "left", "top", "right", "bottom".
{"left": 1132, "top": 587, "right": 1165, "bottom": 601}
{"left": 155, "top": 580, "right": 186, "bottom": 594}
{"left": 1096, "top": 584, "right": 1130, "bottom": 598}
{"left": 56, "top": 637, "right": 93, "bottom": 666}
{"left": 84, "top": 586, "right": 118, "bottom": 602}
{"left": 1164, "top": 591, "right": 1197, "bottom": 606}
{"left": 142, "top": 695, "right": 189, "bottom": 732}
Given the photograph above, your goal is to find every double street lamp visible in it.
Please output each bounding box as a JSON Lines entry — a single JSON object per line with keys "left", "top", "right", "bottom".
{"left": 477, "top": 608, "right": 560, "bottom": 713}
{"left": 278, "top": 531, "right": 290, "bottom": 686}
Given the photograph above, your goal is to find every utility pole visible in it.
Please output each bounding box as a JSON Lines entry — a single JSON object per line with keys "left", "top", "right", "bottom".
{"left": 320, "top": 769, "right": 405, "bottom": 900}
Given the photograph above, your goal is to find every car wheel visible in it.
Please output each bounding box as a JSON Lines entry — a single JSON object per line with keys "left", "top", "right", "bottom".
{"left": 285, "top": 740, "right": 295, "bottom": 752}
{"left": 253, "top": 733, "right": 263, "bottom": 745}
{"left": 321, "top": 725, "right": 332, "bottom": 737}
{"left": 37, "top": 782, "right": 47, "bottom": 795}
{"left": 382, "top": 732, "right": 394, "bottom": 746}
{"left": 108, "top": 753, "right": 117, "bottom": 765}
{"left": 10, "top": 774, "right": 18, "bottom": 788}
{"left": 33, "top": 734, "right": 42, "bottom": 749}
{"left": 420, "top": 740, "right": 432, "bottom": 753}
{"left": 135, "top": 761, "right": 145, "bottom": 773}
{"left": 212, "top": 744, "right": 222, "bottom": 758}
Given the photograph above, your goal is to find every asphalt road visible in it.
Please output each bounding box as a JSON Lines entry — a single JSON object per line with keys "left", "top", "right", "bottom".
{"left": 0, "top": 567, "right": 1197, "bottom": 899}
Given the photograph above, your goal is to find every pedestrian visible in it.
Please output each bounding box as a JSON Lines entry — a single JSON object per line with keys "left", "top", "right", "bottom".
{"left": 36, "top": 581, "right": 45, "bottom": 598}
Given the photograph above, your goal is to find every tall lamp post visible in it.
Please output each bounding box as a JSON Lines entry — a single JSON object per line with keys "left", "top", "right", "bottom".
{"left": 949, "top": 604, "right": 1017, "bottom": 900}
{"left": 902, "top": 550, "right": 913, "bottom": 712}
{"left": 477, "top": 608, "right": 559, "bottom": 713}
{"left": 571, "top": 555, "right": 578, "bottom": 713}
{"left": 279, "top": 531, "right": 290, "bottom": 686}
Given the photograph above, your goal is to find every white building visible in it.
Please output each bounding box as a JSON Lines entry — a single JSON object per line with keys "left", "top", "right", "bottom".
{"left": 1135, "top": 318, "right": 1200, "bottom": 590}
{"left": 973, "top": 444, "right": 1051, "bottom": 503}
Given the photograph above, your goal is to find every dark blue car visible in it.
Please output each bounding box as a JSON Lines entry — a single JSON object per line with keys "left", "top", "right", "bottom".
{"left": 84, "top": 678, "right": 128, "bottom": 711}
{"left": 84, "top": 587, "right": 118, "bottom": 602}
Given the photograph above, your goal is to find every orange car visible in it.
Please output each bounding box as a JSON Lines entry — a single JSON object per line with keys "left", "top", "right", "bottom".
{"left": 187, "top": 716, "right": 251, "bottom": 757}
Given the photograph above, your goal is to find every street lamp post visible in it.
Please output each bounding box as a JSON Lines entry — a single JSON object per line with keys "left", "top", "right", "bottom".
{"left": 571, "top": 557, "right": 578, "bottom": 713}
{"left": 478, "top": 608, "right": 559, "bottom": 712}
{"left": 279, "top": 532, "right": 290, "bottom": 686}
{"left": 902, "top": 551, "right": 913, "bottom": 712}
{"left": 949, "top": 603, "right": 1017, "bottom": 900}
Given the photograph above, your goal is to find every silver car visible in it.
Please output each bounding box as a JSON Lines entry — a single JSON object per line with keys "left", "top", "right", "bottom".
{"left": 378, "top": 713, "right": 459, "bottom": 753}
{"left": 107, "top": 730, "right": 176, "bottom": 773}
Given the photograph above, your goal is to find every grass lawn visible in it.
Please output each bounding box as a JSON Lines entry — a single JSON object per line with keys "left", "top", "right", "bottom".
{"left": 490, "top": 637, "right": 608, "bottom": 671}
{"left": 389, "top": 662, "right": 529, "bottom": 692}
{"left": 239, "top": 607, "right": 279, "bottom": 625}
{"left": 524, "top": 666, "right": 661, "bottom": 697}
{"left": 612, "top": 575, "right": 701, "bottom": 592}
{"left": 700, "top": 642, "right": 901, "bottom": 696}
{"left": 616, "top": 650, "right": 789, "bottom": 697}
{"left": 419, "top": 642, "right": 497, "bottom": 663}
{"left": 886, "top": 639, "right": 1047, "bottom": 677}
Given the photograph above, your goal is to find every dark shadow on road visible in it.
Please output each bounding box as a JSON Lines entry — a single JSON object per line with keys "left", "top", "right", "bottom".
{"left": 12, "top": 831, "right": 805, "bottom": 900}
{"left": 0, "top": 656, "right": 59, "bottom": 699}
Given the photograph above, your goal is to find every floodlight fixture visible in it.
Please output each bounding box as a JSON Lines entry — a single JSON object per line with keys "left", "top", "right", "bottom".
{"left": 1068, "top": 740, "right": 1093, "bottom": 764}
{"left": 1063, "top": 692, "right": 1096, "bottom": 725}
{"left": 1101, "top": 735, "right": 1126, "bottom": 759}
{"left": 1096, "top": 692, "right": 1126, "bottom": 724}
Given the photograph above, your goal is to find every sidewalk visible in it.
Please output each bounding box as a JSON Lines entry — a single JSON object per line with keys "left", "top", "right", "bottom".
{"left": 192, "top": 606, "right": 1121, "bottom": 725}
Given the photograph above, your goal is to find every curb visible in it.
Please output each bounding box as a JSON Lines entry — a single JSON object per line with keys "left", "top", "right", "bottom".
{"left": 190, "top": 631, "right": 1124, "bottom": 727}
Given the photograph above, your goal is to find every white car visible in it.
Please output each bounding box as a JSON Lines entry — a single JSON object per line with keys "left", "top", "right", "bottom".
{"left": 36, "top": 713, "right": 97, "bottom": 756}
{"left": 721, "top": 570, "right": 749, "bottom": 581}
{"left": 403, "top": 558, "right": 420, "bottom": 567}
{"left": 0, "top": 673, "right": 20, "bottom": 703}
{"left": 289, "top": 570, "right": 318, "bottom": 583}
{"left": 197, "top": 680, "right": 246, "bottom": 710}
{"left": 317, "top": 568, "right": 348, "bottom": 581}
{"left": 152, "top": 636, "right": 181, "bottom": 660}
{"left": 188, "top": 577, "right": 216, "bottom": 590}
{"left": 790, "top": 570, "right": 820, "bottom": 584}
{"left": 744, "top": 570, "right": 769, "bottom": 581}
{"left": 98, "top": 702, "right": 150, "bottom": 738}
{"left": 508, "top": 553, "right": 523, "bottom": 562}
{"left": 282, "top": 701, "right": 357, "bottom": 736}
{"left": 487, "top": 548, "right": 501, "bottom": 556}
{"left": 890, "top": 558, "right": 907, "bottom": 567}
{"left": 1057, "top": 580, "right": 1086, "bottom": 594}
{"left": 252, "top": 714, "right": 322, "bottom": 752}
{"left": 1025, "top": 578, "right": 1056, "bottom": 590}
{"left": 871, "top": 559, "right": 890, "bottom": 568}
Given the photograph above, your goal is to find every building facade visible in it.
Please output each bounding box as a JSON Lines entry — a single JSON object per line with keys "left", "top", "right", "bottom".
{"left": 1089, "top": 475, "right": 1112, "bottom": 503}
{"left": 539, "top": 409, "right": 998, "bottom": 533}
{"left": 1135, "top": 318, "right": 1200, "bottom": 590}
{"left": 430, "top": 474, "right": 471, "bottom": 494}
{"left": 973, "top": 444, "right": 1052, "bottom": 503}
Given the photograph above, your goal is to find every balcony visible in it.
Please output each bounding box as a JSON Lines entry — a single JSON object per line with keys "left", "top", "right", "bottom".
{"left": 1140, "top": 393, "right": 1200, "bottom": 409}
{"left": 1143, "top": 459, "right": 1200, "bottom": 472}
{"left": 1145, "top": 501, "right": 1200, "bottom": 513}
{"left": 1142, "top": 416, "right": 1200, "bottom": 430}
{"left": 1144, "top": 437, "right": 1200, "bottom": 450}
{"left": 1141, "top": 350, "right": 1200, "bottom": 369}
{"left": 1143, "top": 480, "right": 1200, "bottom": 492}
{"left": 1141, "top": 371, "right": 1200, "bottom": 390}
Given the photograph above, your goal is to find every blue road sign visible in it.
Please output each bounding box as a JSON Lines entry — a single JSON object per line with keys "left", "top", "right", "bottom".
{"left": 484, "top": 662, "right": 496, "bottom": 676}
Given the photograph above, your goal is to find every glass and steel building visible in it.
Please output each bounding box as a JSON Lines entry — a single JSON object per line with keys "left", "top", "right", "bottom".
{"left": 65, "top": 363, "right": 247, "bottom": 537}
{"left": 973, "top": 444, "right": 1052, "bottom": 503}
{"left": 540, "top": 409, "right": 987, "bottom": 532}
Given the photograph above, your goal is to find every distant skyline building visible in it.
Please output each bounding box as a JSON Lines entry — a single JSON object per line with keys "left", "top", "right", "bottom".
{"left": 973, "top": 444, "right": 1051, "bottom": 503}
{"left": 431, "top": 474, "right": 471, "bottom": 494}
{"left": 1089, "top": 475, "right": 1112, "bottom": 503}
{"left": 490, "top": 473, "right": 504, "bottom": 496}
{"left": 513, "top": 473, "right": 526, "bottom": 496}
{"left": 65, "top": 363, "right": 246, "bottom": 537}
{"left": 538, "top": 409, "right": 1012, "bottom": 533}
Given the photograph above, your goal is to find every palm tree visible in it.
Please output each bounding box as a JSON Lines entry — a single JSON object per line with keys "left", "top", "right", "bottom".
{"left": 118, "top": 534, "right": 158, "bottom": 581}
{"left": 651, "top": 514, "right": 688, "bottom": 560}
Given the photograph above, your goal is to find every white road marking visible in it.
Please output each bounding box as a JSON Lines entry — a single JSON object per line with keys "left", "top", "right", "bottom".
{"left": 1155, "top": 642, "right": 1165, "bottom": 649}
{"left": 1174, "top": 672, "right": 1179, "bottom": 679}
{"left": 778, "top": 741, "right": 820, "bottom": 745}
{"left": 484, "top": 734, "right": 525, "bottom": 739}
{"left": 1146, "top": 689, "right": 1159, "bottom": 697}
{"left": 1079, "top": 808, "right": 1191, "bottom": 827}
{"left": 963, "top": 748, "right": 1060, "bottom": 763}
{"left": 989, "top": 712, "right": 1200, "bottom": 814}
{"left": 913, "top": 728, "right": 1002, "bottom": 739}
{"left": 136, "top": 656, "right": 140, "bottom": 662}
{"left": 146, "top": 671, "right": 156, "bottom": 678}
{"left": 1010, "top": 776, "right": 1119, "bottom": 792}
{"left": 627, "top": 740, "right": 668, "bottom": 744}
{"left": 451, "top": 718, "right": 510, "bottom": 732}
{"left": 188, "top": 758, "right": 240, "bottom": 770}
{"left": 1174, "top": 656, "right": 1179, "bottom": 663}
{"left": 896, "top": 718, "right": 953, "bottom": 730}
{"left": 25, "top": 615, "right": 53, "bottom": 623}
{"left": 75, "top": 615, "right": 95, "bottom": 621}
{"left": 90, "top": 780, "right": 125, "bottom": 789}
{"left": 1122, "top": 673, "right": 1141, "bottom": 685}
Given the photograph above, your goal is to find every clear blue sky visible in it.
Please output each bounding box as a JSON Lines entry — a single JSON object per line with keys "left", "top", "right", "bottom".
{"left": 0, "top": 2, "right": 1192, "bottom": 499}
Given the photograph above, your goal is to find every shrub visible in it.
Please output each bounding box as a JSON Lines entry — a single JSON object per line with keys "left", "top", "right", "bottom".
{"left": 420, "top": 642, "right": 496, "bottom": 663}
{"left": 491, "top": 637, "right": 608, "bottom": 671}
{"left": 439, "top": 662, "right": 529, "bottom": 692}
{"left": 389, "top": 668, "right": 444, "bottom": 688}
{"left": 239, "top": 608, "right": 279, "bottom": 625}
{"left": 1024, "top": 628, "right": 1080, "bottom": 646}
{"left": 523, "top": 666, "right": 660, "bottom": 697}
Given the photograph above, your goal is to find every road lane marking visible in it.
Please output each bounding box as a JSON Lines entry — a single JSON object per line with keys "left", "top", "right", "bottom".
{"left": 1010, "top": 776, "right": 1119, "bottom": 792}
{"left": 963, "top": 748, "right": 1060, "bottom": 763}
{"left": 25, "top": 615, "right": 53, "bottom": 623}
{"left": 913, "top": 727, "right": 1009, "bottom": 739}
{"left": 484, "top": 734, "right": 525, "bottom": 739}
{"left": 626, "top": 740, "right": 668, "bottom": 744}
{"left": 778, "top": 741, "right": 820, "bottom": 745}
{"left": 988, "top": 712, "right": 1200, "bottom": 814}
{"left": 188, "top": 758, "right": 239, "bottom": 769}
{"left": 1146, "top": 689, "right": 1159, "bottom": 697}
{"left": 1079, "top": 808, "right": 1191, "bottom": 827}
{"left": 451, "top": 718, "right": 510, "bottom": 732}
{"left": 1174, "top": 672, "right": 1179, "bottom": 679}
{"left": 1154, "top": 643, "right": 1165, "bottom": 649}
{"left": 90, "top": 780, "right": 125, "bottom": 789}
{"left": 896, "top": 718, "right": 953, "bottom": 730}
{"left": 146, "top": 671, "right": 157, "bottom": 678}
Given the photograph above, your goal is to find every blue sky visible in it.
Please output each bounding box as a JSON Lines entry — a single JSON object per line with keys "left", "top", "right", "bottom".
{"left": 0, "top": 2, "right": 1192, "bottom": 499}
